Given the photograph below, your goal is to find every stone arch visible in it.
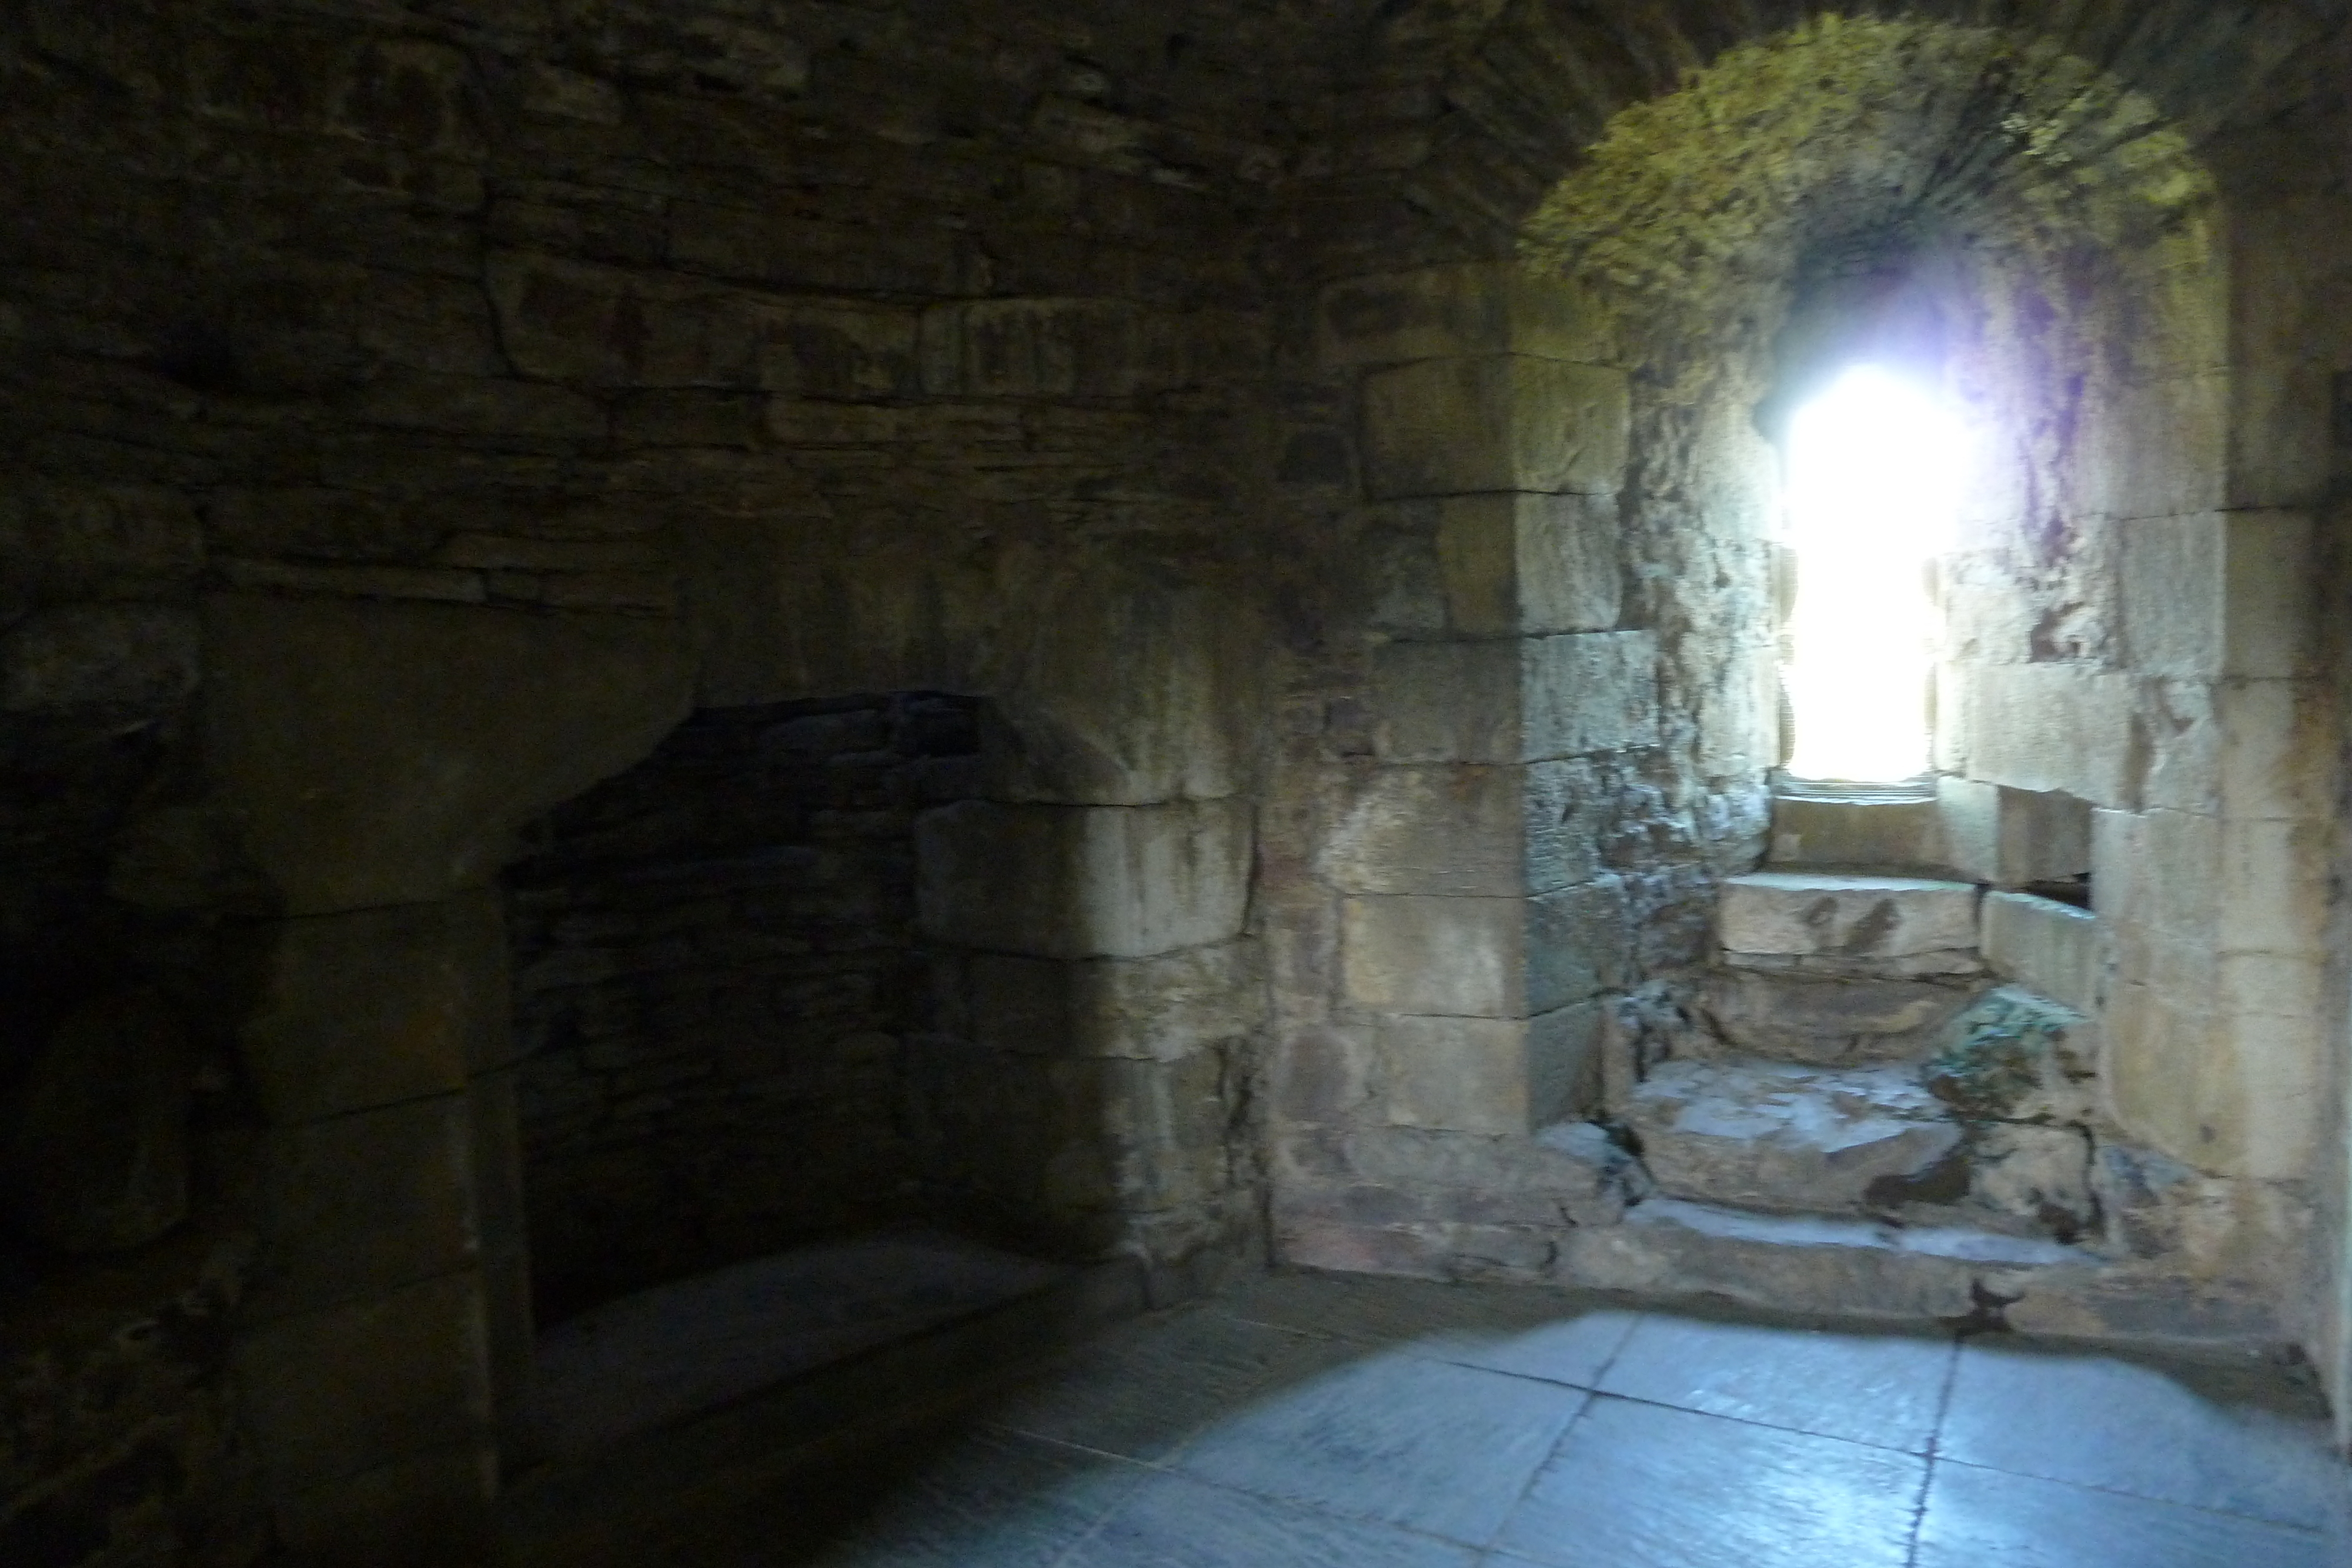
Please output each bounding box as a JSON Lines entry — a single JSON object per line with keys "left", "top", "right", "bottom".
{"left": 1320, "top": 0, "right": 2333, "bottom": 272}
{"left": 1272, "top": 5, "right": 2342, "bottom": 1377}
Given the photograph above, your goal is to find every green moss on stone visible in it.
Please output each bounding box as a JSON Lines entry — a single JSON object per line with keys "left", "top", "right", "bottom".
{"left": 1925, "top": 988, "right": 2083, "bottom": 1122}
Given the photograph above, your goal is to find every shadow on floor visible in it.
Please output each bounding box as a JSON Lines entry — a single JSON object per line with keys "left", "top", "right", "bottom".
{"left": 505, "top": 1271, "right": 2351, "bottom": 1568}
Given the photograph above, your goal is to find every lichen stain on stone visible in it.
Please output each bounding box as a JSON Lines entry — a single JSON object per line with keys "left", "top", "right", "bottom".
{"left": 1925, "top": 988, "right": 2084, "bottom": 1122}
{"left": 1515, "top": 15, "right": 2217, "bottom": 410}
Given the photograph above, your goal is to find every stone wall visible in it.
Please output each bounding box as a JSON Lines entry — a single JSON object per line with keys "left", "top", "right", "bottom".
{"left": 7, "top": 0, "right": 2352, "bottom": 1560}
{"left": 507, "top": 693, "right": 983, "bottom": 1323}
{"left": 0, "top": 0, "right": 1296, "bottom": 1559}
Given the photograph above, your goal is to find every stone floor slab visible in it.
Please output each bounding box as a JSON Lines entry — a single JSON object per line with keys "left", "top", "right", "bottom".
{"left": 1914, "top": 1459, "right": 2343, "bottom": 1568}
{"left": 1490, "top": 1395, "right": 1923, "bottom": 1568}
{"left": 1175, "top": 1350, "right": 1588, "bottom": 1544}
{"left": 1595, "top": 1312, "right": 1955, "bottom": 1453}
{"left": 1067, "top": 1471, "right": 1480, "bottom": 1568}
{"left": 985, "top": 1304, "right": 1345, "bottom": 1463}
{"left": 1940, "top": 1340, "right": 2344, "bottom": 1530}
{"left": 800, "top": 1429, "right": 1148, "bottom": 1568}
{"left": 1413, "top": 1307, "right": 1641, "bottom": 1390}
{"left": 1215, "top": 1269, "right": 1593, "bottom": 1348}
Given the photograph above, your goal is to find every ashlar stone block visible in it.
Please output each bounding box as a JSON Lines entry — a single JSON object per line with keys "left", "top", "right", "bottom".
{"left": 1370, "top": 631, "right": 1658, "bottom": 763}
{"left": 1318, "top": 760, "right": 1602, "bottom": 898}
{"left": 1361, "top": 356, "right": 1629, "bottom": 499}
{"left": 1960, "top": 663, "right": 2140, "bottom": 809}
{"left": 1936, "top": 778, "right": 2092, "bottom": 887}
{"left": 2116, "top": 510, "right": 2318, "bottom": 680}
{"left": 916, "top": 798, "right": 1252, "bottom": 959}
{"left": 1980, "top": 893, "right": 2103, "bottom": 1015}
{"left": 1317, "top": 262, "right": 1615, "bottom": 366}
{"left": 1341, "top": 882, "right": 1629, "bottom": 1019}
{"left": 1718, "top": 873, "right": 1979, "bottom": 960}
{"left": 1768, "top": 794, "right": 1944, "bottom": 870}
{"left": 2216, "top": 678, "right": 2331, "bottom": 824}
{"left": 1434, "top": 492, "right": 1621, "bottom": 635}
{"left": 1377, "top": 1004, "right": 1603, "bottom": 1135}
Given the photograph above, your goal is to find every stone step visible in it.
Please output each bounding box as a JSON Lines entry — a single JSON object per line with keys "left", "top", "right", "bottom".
{"left": 1766, "top": 793, "right": 1946, "bottom": 873}
{"left": 1719, "top": 871, "right": 1981, "bottom": 967}
{"left": 1696, "top": 967, "right": 1984, "bottom": 1064}
{"left": 1559, "top": 1198, "right": 2285, "bottom": 1353}
{"left": 1620, "top": 1051, "right": 2099, "bottom": 1243}
{"left": 1623, "top": 1059, "right": 1956, "bottom": 1215}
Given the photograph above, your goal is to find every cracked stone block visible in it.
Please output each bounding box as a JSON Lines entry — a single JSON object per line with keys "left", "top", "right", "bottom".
{"left": 1623, "top": 1059, "right": 1958, "bottom": 1215}
{"left": 1719, "top": 873, "right": 1979, "bottom": 960}
{"left": 1923, "top": 986, "right": 2099, "bottom": 1126}
{"left": 1341, "top": 884, "right": 1629, "bottom": 1019}
{"left": 1700, "top": 969, "right": 1981, "bottom": 1064}
{"left": 1369, "top": 632, "right": 1659, "bottom": 763}
{"left": 1318, "top": 760, "right": 1606, "bottom": 898}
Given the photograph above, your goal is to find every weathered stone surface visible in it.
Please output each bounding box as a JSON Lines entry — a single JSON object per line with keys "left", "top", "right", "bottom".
{"left": 916, "top": 798, "right": 1253, "bottom": 960}
{"left": 977, "top": 571, "right": 1255, "bottom": 806}
{"left": 961, "top": 941, "right": 1260, "bottom": 1061}
{"left": 1623, "top": 1059, "right": 1957, "bottom": 1216}
{"left": 1958, "top": 665, "right": 2140, "bottom": 810}
{"left": 1766, "top": 794, "right": 1943, "bottom": 870}
{"left": 1318, "top": 760, "right": 1603, "bottom": 897}
{"left": 2117, "top": 511, "right": 2322, "bottom": 681}
{"left": 1718, "top": 873, "right": 1979, "bottom": 959}
{"left": 1700, "top": 970, "right": 1981, "bottom": 1064}
{"left": 1980, "top": 897, "right": 2103, "bottom": 1016}
{"left": 1378, "top": 1003, "right": 1603, "bottom": 1135}
{"left": 1950, "top": 1123, "right": 2099, "bottom": 1242}
{"left": 1318, "top": 262, "right": 1615, "bottom": 366}
{"left": 1370, "top": 631, "right": 1659, "bottom": 763}
{"left": 1923, "top": 986, "right": 2099, "bottom": 1126}
{"left": 1434, "top": 492, "right": 1621, "bottom": 636}
{"left": 202, "top": 595, "right": 694, "bottom": 915}
{"left": 239, "top": 893, "right": 510, "bottom": 1125}
{"left": 1361, "top": 356, "right": 1629, "bottom": 499}
{"left": 1341, "top": 882, "right": 1629, "bottom": 1018}
{"left": 6, "top": 991, "right": 192, "bottom": 1252}
{"left": 1558, "top": 1198, "right": 2077, "bottom": 1319}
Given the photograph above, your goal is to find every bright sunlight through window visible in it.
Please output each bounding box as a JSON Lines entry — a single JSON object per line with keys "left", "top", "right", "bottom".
{"left": 1780, "top": 365, "right": 1967, "bottom": 784}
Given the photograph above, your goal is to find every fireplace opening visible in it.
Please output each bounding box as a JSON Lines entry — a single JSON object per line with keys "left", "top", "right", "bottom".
{"left": 501, "top": 692, "right": 1090, "bottom": 1459}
